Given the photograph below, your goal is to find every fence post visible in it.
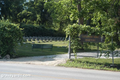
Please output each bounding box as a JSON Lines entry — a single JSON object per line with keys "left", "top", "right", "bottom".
{"left": 111, "top": 37, "right": 114, "bottom": 66}
{"left": 97, "top": 43, "right": 99, "bottom": 57}
{"left": 68, "top": 36, "right": 71, "bottom": 59}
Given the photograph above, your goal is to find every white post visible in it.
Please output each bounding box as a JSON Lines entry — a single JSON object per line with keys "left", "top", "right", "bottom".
{"left": 68, "top": 36, "right": 71, "bottom": 59}
{"left": 97, "top": 43, "right": 99, "bottom": 57}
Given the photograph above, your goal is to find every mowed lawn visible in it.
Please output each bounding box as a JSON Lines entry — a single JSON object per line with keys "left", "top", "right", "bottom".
{"left": 15, "top": 41, "right": 101, "bottom": 57}
{"left": 60, "top": 57, "right": 120, "bottom": 71}
{"left": 15, "top": 41, "right": 68, "bottom": 57}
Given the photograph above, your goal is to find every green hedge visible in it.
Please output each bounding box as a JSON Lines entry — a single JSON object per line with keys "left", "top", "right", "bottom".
{"left": 20, "top": 24, "right": 65, "bottom": 37}
{"left": 0, "top": 20, "right": 23, "bottom": 58}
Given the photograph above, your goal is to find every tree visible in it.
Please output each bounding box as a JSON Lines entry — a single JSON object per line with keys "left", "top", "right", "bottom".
{"left": 44, "top": 0, "right": 73, "bottom": 31}
{"left": 0, "top": 19, "right": 23, "bottom": 58}
{"left": 17, "top": 0, "right": 53, "bottom": 27}
{"left": 66, "top": 0, "right": 120, "bottom": 59}
{"left": 1, "top": 0, "right": 25, "bottom": 22}
{"left": 71, "top": 0, "right": 120, "bottom": 45}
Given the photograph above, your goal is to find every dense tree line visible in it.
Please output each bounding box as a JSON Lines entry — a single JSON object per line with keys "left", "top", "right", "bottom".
{"left": 0, "top": 0, "right": 120, "bottom": 42}
{"left": 0, "top": 0, "right": 120, "bottom": 58}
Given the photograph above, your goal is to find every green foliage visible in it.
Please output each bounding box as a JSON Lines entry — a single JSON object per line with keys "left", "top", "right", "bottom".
{"left": 65, "top": 24, "right": 101, "bottom": 53}
{"left": 100, "top": 42, "right": 119, "bottom": 58}
{"left": 44, "top": 0, "right": 78, "bottom": 31}
{"left": 65, "top": 0, "right": 120, "bottom": 58}
{"left": 1, "top": 0, "right": 25, "bottom": 22}
{"left": 1, "top": 0, "right": 120, "bottom": 53}
{"left": 20, "top": 23, "right": 65, "bottom": 37}
{"left": 70, "top": 0, "right": 120, "bottom": 43}
{"left": 65, "top": 22, "right": 120, "bottom": 58}
{"left": 0, "top": 20, "right": 23, "bottom": 58}
{"left": 17, "top": 0, "right": 53, "bottom": 27}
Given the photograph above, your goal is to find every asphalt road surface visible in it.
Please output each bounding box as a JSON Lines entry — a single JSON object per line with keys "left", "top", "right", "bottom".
{"left": 0, "top": 63, "right": 120, "bottom": 80}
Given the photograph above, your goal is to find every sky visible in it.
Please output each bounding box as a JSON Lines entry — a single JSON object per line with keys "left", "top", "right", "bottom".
{"left": 26, "top": 0, "right": 34, "bottom": 2}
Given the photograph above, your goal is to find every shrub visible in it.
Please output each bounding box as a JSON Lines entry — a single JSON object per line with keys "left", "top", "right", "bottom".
{"left": 20, "top": 23, "right": 65, "bottom": 37}
{"left": 0, "top": 20, "right": 23, "bottom": 58}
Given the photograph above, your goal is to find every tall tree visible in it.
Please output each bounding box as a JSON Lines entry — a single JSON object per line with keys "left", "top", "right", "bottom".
{"left": 71, "top": 0, "right": 120, "bottom": 45}
{"left": 1, "top": 0, "right": 25, "bottom": 22}
{"left": 45, "top": 0, "right": 73, "bottom": 31}
{"left": 18, "top": 0, "right": 52, "bottom": 27}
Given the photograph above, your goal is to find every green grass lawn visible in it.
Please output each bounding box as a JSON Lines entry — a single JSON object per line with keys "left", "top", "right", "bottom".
{"left": 15, "top": 41, "right": 119, "bottom": 58}
{"left": 15, "top": 41, "right": 68, "bottom": 57}
{"left": 59, "top": 58, "right": 120, "bottom": 71}
{"left": 15, "top": 41, "right": 101, "bottom": 57}
{"left": 15, "top": 40, "right": 120, "bottom": 71}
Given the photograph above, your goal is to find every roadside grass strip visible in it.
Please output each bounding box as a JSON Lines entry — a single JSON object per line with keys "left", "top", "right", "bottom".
{"left": 59, "top": 58, "right": 120, "bottom": 71}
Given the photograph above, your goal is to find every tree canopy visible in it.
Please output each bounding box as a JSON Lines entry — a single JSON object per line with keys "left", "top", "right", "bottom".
{"left": 0, "top": 0, "right": 120, "bottom": 42}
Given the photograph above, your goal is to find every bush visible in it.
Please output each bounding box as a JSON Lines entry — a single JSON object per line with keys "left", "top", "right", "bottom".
{"left": 20, "top": 23, "right": 65, "bottom": 37}
{"left": 0, "top": 20, "right": 23, "bottom": 58}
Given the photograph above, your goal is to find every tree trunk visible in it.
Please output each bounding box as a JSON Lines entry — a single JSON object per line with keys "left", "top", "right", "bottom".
{"left": 78, "top": 0, "right": 84, "bottom": 50}
{"left": 77, "top": 0, "right": 83, "bottom": 25}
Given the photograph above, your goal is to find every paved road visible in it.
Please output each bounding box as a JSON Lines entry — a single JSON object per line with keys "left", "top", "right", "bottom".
{"left": 0, "top": 63, "right": 120, "bottom": 80}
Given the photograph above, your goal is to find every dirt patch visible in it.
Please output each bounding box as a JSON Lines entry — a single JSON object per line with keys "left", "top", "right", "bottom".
{"left": 0, "top": 54, "right": 68, "bottom": 66}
